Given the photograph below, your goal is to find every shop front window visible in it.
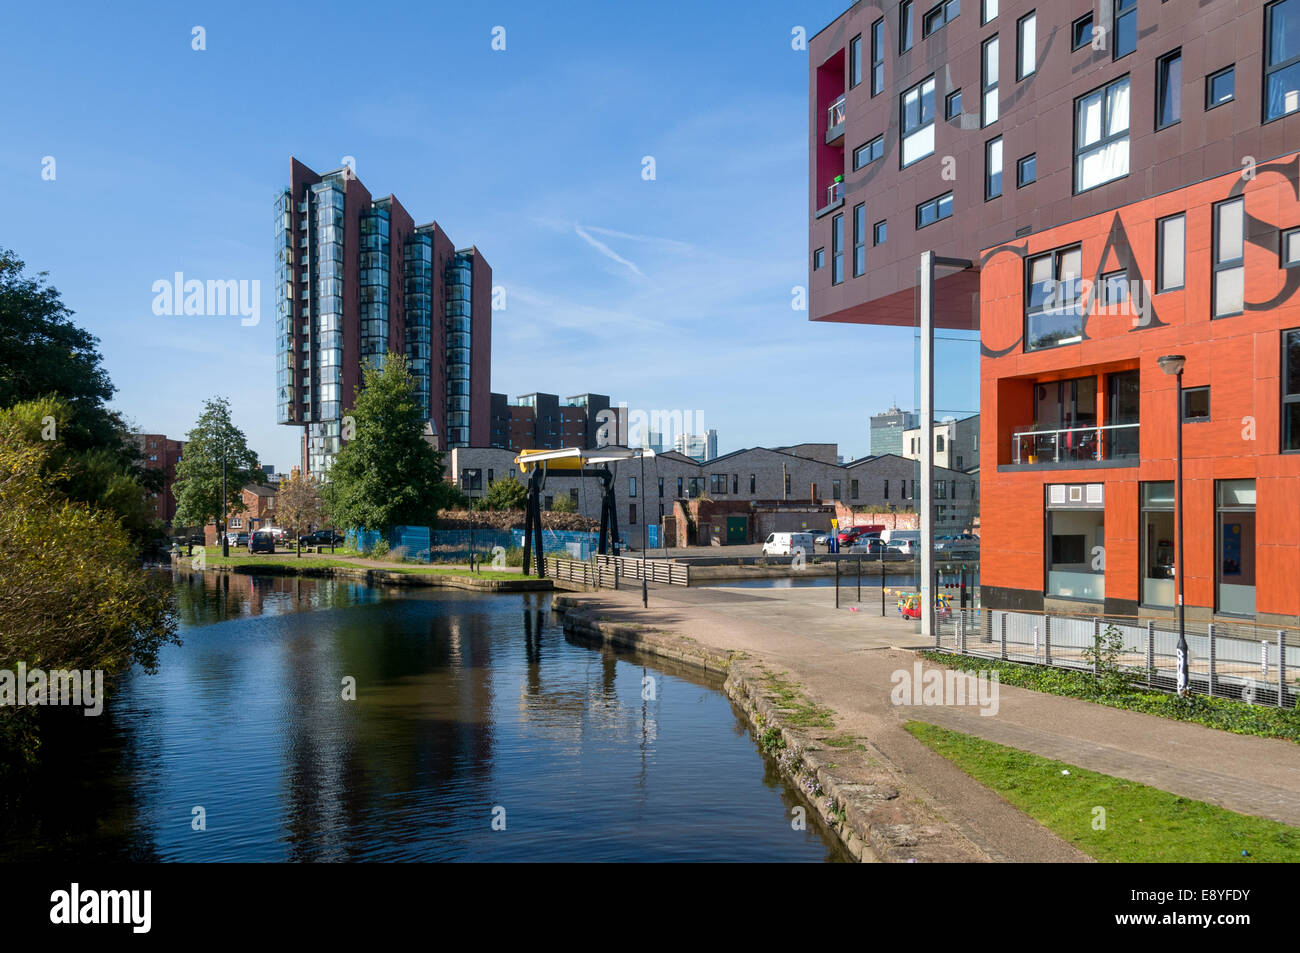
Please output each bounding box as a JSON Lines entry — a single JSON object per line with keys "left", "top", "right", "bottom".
{"left": 1217, "top": 479, "right": 1256, "bottom": 615}
{"left": 1141, "top": 482, "right": 1175, "bottom": 607}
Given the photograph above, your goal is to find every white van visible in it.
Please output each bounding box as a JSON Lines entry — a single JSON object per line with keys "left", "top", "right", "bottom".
{"left": 762, "top": 532, "right": 817, "bottom": 556}
{"left": 880, "top": 530, "right": 921, "bottom": 554}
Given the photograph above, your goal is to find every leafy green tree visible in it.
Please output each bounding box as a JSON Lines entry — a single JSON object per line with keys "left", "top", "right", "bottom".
{"left": 173, "top": 397, "right": 261, "bottom": 541}
{"left": 276, "top": 470, "right": 327, "bottom": 557}
{"left": 479, "top": 478, "right": 529, "bottom": 511}
{"left": 325, "top": 353, "right": 453, "bottom": 534}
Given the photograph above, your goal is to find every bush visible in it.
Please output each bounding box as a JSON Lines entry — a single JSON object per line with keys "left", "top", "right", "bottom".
{"left": 478, "top": 479, "right": 528, "bottom": 512}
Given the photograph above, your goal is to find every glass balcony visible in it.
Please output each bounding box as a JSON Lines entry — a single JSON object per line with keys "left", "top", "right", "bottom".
{"left": 826, "top": 95, "right": 846, "bottom": 143}
{"left": 1011, "top": 422, "right": 1139, "bottom": 465}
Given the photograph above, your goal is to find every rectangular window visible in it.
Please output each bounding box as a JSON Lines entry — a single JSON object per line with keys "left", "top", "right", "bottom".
{"left": 901, "top": 75, "right": 937, "bottom": 165}
{"left": 1284, "top": 228, "right": 1300, "bottom": 267}
{"left": 1141, "top": 482, "right": 1175, "bottom": 607}
{"left": 1156, "top": 213, "right": 1185, "bottom": 292}
{"left": 832, "top": 213, "right": 844, "bottom": 284}
{"left": 945, "top": 88, "right": 962, "bottom": 119}
{"left": 1283, "top": 328, "right": 1300, "bottom": 451}
{"left": 871, "top": 19, "right": 885, "bottom": 95}
{"left": 922, "top": 0, "right": 960, "bottom": 36}
{"left": 629, "top": 476, "right": 637, "bottom": 497}
{"left": 569, "top": 488, "right": 579, "bottom": 507}
{"left": 1017, "top": 153, "right": 1037, "bottom": 186}
{"left": 658, "top": 476, "right": 664, "bottom": 497}
{"left": 850, "top": 34, "right": 863, "bottom": 88}
{"left": 1114, "top": 0, "right": 1137, "bottom": 59}
{"left": 982, "top": 36, "right": 999, "bottom": 126}
{"left": 982, "top": 0, "right": 997, "bottom": 23}
{"left": 851, "top": 479, "right": 859, "bottom": 500}
{"left": 1072, "top": 13, "right": 1093, "bottom": 50}
{"left": 985, "top": 136, "right": 1003, "bottom": 199}
{"left": 1017, "top": 12, "right": 1036, "bottom": 79}
{"left": 874, "top": 220, "right": 888, "bottom": 245}
{"left": 1101, "top": 269, "right": 1128, "bottom": 308}
{"left": 677, "top": 476, "right": 683, "bottom": 496}
{"left": 1206, "top": 65, "right": 1235, "bottom": 109}
{"left": 916, "top": 191, "right": 954, "bottom": 228}
{"left": 1074, "top": 75, "right": 1130, "bottom": 192}
{"left": 813, "top": 247, "right": 824, "bottom": 270}
{"left": 1217, "top": 479, "right": 1256, "bottom": 615}
{"left": 901, "top": 0, "right": 915, "bottom": 52}
{"left": 784, "top": 473, "right": 791, "bottom": 496}
{"left": 733, "top": 474, "right": 738, "bottom": 495}
{"left": 1182, "top": 386, "right": 1211, "bottom": 422}
{"left": 853, "top": 135, "right": 884, "bottom": 169}
{"left": 1047, "top": 505, "right": 1105, "bottom": 601}
{"left": 884, "top": 479, "right": 890, "bottom": 499}
{"left": 853, "top": 203, "right": 867, "bottom": 276}
{"left": 832, "top": 480, "right": 842, "bottom": 501}
{"left": 750, "top": 474, "right": 756, "bottom": 493}
{"left": 1156, "top": 49, "right": 1182, "bottom": 128}
{"left": 1265, "top": 0, "right": 1300, "bottom": 121}
{"left": 629, "top": 503, "right": 637, "bottom": 525}
{"left": 1213, "top": 197, "right": 1245, "bottom": 317}
{"left": 1025, "top": 244, "right": 1084, "bottom": 350}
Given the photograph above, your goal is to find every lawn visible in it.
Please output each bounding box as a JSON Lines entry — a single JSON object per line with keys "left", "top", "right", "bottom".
{"left": 906, "top": 721, "right": 1300, "bottom": 862}
{"left": 195, "top": 551, "right": 521, "bottom": 578}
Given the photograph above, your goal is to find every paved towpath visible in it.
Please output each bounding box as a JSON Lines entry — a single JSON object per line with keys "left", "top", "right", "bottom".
{"left": 558, "top": 581, "right": 1300, "bottom": 859}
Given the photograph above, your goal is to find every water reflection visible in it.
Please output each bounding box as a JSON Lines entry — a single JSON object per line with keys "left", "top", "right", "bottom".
{"left": 2, "top": 573, "right": 844, "bottom": 863}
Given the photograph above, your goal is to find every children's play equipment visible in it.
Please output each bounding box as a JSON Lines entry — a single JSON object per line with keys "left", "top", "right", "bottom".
{"left": 514, "top": 447, "right": 642, "bottom": 577}
{"left": 896, "top": 591, "right": 953, "bottom": 620}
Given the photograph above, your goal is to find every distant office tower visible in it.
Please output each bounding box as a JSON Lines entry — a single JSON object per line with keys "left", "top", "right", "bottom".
{"left": 275, "top": 158, "right": 492, "bottom": 475}
{"left": 869, "top": 405, "right": 918, "bottom": 457}
{"left": 674, "top": 430, "right": 717, "bottom": 463}
{"left": 488, "top": 392, "right": 614, "bottom": 450}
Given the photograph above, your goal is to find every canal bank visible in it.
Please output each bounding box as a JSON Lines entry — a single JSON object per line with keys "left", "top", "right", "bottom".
{"left": 173, "top": 559, "right": 552, "bottom": 593}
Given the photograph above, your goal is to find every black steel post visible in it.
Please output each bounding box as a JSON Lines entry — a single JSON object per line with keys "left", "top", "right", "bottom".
{"left": 1176, "top": 368, "right": 1188, "bottom": 695}
{"left": 641, "top": 450, "right": 648, "bottom": 609}
{"left": 835, "top": 556, "right": 840, "bottom": 609}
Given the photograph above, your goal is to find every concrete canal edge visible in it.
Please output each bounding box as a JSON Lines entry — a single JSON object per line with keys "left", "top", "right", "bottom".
{"left": 175, "top": 562, "right": 554, "bottom": 593}
{"left": 551, "top": 594, "right": 989, "bottom": 863}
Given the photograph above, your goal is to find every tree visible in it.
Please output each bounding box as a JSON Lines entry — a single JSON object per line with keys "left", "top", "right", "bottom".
{"left": 0, "top": 419, "right": 178, "bottom": 770}
{"left": 276, "top": 470, "right": 326, "bottom": 557}
{"left": 479, "top": 478, "right": 529, "bottom": 511}
{"left": 325, "top": 353, "right": 455, "bottom": 534}
{"left": 172, "top": 397, "right": 261, "bottom": 545}
{"left": 549, "top": 491, "right": 577, "bottom": 513}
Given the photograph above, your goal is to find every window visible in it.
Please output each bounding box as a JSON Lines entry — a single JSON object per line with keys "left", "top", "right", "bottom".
{"left": 874, "top": 220, "right": 888, "bottom": 245}
{"left": 1156, "top": 213, "right": 1185, "bottom": 292}
{"left": 1017, "top": 12, "right": 1036, "bottom": 79}
{"left": 1141, "top": 482, "right": 1175, "bottom": 607}
{"left": 871, "top": 19, "right": 885, "bottom": 95}
{"left": 901, "top": 76, "right": 937, "bottom": 165}
{"left": 1156, "top": 50, "right": 1182, "bottom": 128}
{"left": 1017, "top": 153, "right": 1037, "bottom": 186}
{"left": 853, "top": 203, "right": 867, "bottom": 276}
{"left": 1071, "top": 13, "right": 1093, "bottom": 50}
{"left": 982, "top": 36, "right": 999, "bottom": 126}
{"left": 1266, "top": 0, "right": 1300, "bottom": 121}
{"left": 1025, "top": 244, "right": 1084, "bottom": 350}
{"left": 850, "top": 34, "right": 863, "bottom": 88}
{"left": 985, "top": 136, "right": 1003, "bottom": 199}
{"left": 784, "top": 472, "right": 791, "bottom": 496}
{"left": 629, "top": 476, "right": 637, "bottom": 497}
{"left": 1284, "top": 228, "right": 1300, "bottom": 267}
{"left": 853, "top": 135, "right": 884, "bottom": 169}
{"left": 543, "top": 495, "right": 553, "bottom": 510}
{"left": 851, "top": 479, "right": 859, "bottom": 500}
{"left": 569, "top": 488, "right": 579, "bottom": 508}
{"left": 658, "top": 476, "right": 664, "bottom": 497}
{"left": 1074, "top": 75, "right": 1130, "bottom": 192}
{"left": 916, "top": 191, "right": 954, "bottom": 228}
{"left": 1047, "top": 504, "right": 1105, "bottom": 601}
{"left": 884, "top": 479, "right": 890, "bottom": 499}
{"left": 677, "top": 476, "right": 683, "bottom": 496}
{"left": 832, "top": 480, "right": 842, "bottom": 501}
{"left": 1114, "top": 0, "right": 1137, "bottom": 59}
{"left": 732, "top": 474, "right": 739, "bottom": 495}
{"left": 832, "top": 213, "right": 844, "bottom": 284}
{"left": 750, "top": 473, "right": 756, "bottom": 493}
{"left": 1213, "top": 197, "right": 1245, "bottom": 318}
{"left": 1182, "top": 386, "right": 1210, "bottom": 422}
{"left": 923, "top": 0, "right": 961, "bottom": 36}
{"left": 1100, "top": 269, "right": 1128, "bottom": 308}
{"left": 901, "top": 0, "right": 915, "bottom": 52}
{"left": 629, "top": 503, "right": 637, "bottom": 525}
{"left": 945, "top": 88, "right": 962, "bottom": 119}
{"left": 1284, "top": 328, "right": 1300, "bottom": 451}
{"left": 1216, "top": 479, "right": 1256, "bottom": 616}
{"left": 982, "top": 0, "right": 997, "bottom": 23}
{"left": 814, "top": 247, "right": 824, "bottom": 270}
{"left": 1206, "top": 65, "right": 1235, "bottom": 109}
{"left": 710, "top": 474, "right": 728, "bottom": 495}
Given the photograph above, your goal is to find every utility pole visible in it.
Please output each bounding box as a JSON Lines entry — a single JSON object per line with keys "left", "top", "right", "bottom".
{"left": 221, "top": 437, "right": 229, "bottom": 558}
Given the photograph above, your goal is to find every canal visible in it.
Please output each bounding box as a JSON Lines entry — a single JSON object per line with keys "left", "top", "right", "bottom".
{"left": 2, "top": 572, "right": 845, "bottom": 862}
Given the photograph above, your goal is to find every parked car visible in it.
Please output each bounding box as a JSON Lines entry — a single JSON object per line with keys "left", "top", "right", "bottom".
{"left": 887, "top": 539, "right": 916, "bottom": 555}
{"left": 298, "top": 529, "right": 344, "bottom": 548}
{"left": 761, "top": 532, "right": 817, "bottom": 556}
{"left": 225, "top": 532, "right": 250, "bottom": 548}
{"left": 248, "top": 530, "right": 276, "bottom": 554}
{"left": 935, "top": 533, "right": 980, "bottom": 556}
{"left": 848, "top": 537, "right": 889, "bottom": 554}
{"left": 812, "top": 532, "right": 831, "bottom": 546}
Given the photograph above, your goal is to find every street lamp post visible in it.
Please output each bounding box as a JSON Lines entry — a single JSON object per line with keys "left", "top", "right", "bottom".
{"left": 640, "top": 449, "right": 654, "bottom": 608}
{"left": 1158, "top": 354, "right": 1188, "bottom": 695}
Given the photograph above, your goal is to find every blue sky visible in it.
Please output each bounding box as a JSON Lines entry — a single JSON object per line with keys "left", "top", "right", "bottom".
{"left": 1, "top": 0, "right": 978, "bottom": 467}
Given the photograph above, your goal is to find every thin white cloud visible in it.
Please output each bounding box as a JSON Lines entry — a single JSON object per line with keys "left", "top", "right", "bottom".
{"left": 574, "top": 223, "right": 645, "bottom": 278}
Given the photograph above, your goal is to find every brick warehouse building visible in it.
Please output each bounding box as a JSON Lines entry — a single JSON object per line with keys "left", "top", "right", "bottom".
{"left": 809, "top": 0, "right": 1300, "bottom": 624}
{"left": 276, "top": 159, "right": 492, "bottom": 475}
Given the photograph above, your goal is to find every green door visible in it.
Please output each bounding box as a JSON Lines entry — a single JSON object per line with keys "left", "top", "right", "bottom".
{"left": 726, "top": 515, "right": 747, "bottom": 544}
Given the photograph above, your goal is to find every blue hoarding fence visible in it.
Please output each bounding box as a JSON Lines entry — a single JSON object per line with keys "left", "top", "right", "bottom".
{"left": 346, "top": 526, "right": 601, "bottom": 564}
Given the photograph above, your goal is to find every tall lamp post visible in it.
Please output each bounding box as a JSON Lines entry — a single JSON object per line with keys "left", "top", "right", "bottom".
{"left": 639, "top": 448, "right": 655, "bottom": 608}
{"left": 1157, "top": 354, "right": 1188, "bottom": 695}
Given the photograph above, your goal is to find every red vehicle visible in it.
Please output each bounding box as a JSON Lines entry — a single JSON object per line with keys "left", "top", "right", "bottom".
{"left": 837, "top": 524, "right": 884, "bottom": 546}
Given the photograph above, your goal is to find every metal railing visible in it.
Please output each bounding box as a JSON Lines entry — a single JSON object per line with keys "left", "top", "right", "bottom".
{"left": 1011, "top": 421, "right": 1140, "bottom": 465}
{"left": 546, "top": 557, "right": 618, "bottom": 590}
{"left": 593, "top": 554, "right": 689, "bottom": 586}
{"left": 932, "top": 607, "right": 1298, "bottom": 708}
{"left": 826, "top": 180, "right": 845, "bottom": 206}
{"left": 826, "top": 95, "right": 846, "bottom": 132}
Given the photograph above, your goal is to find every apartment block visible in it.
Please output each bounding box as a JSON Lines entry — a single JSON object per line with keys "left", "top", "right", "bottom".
{"left": 133, "top": 433, "right": 185, "bottom": 523}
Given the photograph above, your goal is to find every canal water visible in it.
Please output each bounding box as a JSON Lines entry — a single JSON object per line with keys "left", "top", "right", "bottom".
{"left": 1, "top": 572, "right": 845, "bottom": 862}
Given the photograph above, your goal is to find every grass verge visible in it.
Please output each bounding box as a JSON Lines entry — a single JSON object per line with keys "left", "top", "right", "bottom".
{"left": 196, "top": 553, "right": 520, "bottom": 578}
{"left": 905, "top": 721, "right": 1300, "bottom": 862}
{"left": 922, "top": 650, "right": 1300, "bottom": 743}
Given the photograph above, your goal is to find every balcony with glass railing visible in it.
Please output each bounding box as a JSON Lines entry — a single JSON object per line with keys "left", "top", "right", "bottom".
{"left": 1011, "top": 422, "right": 1139, "bottom": 466}
{"left": 825, "top": 95, "right": 846, "bottom": 144}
